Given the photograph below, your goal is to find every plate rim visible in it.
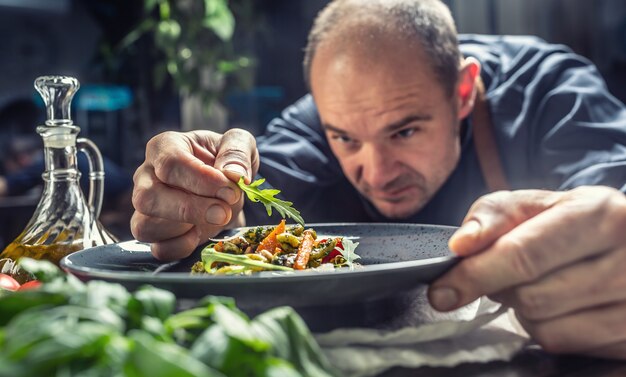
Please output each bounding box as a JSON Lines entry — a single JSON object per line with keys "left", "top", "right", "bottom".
{"left": 61, "top": 222, "right": 459, "bottom": 284}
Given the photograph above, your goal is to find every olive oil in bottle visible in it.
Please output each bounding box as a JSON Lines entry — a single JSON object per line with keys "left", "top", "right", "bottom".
{"left": 0, "top": 76, "right": 116, "bottom": 280}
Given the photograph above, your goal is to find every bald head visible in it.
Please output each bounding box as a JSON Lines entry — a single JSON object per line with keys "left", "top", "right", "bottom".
{"left": 303, "top": 0, "right": 461, "bottom": 97}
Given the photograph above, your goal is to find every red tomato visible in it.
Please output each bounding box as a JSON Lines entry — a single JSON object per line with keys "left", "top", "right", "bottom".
{"left": 18, "top": 280, "right": 42, "bottom": 291}
{"left": 321, "top": 239, "right": 344, "bottom": 264}
{"left": 0, "top": 273, "right": 21, "bottom": 291}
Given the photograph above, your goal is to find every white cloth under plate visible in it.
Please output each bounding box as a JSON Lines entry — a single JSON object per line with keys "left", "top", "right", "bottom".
{"left": 316, "top": 288, "right": 529, "bottom": 377}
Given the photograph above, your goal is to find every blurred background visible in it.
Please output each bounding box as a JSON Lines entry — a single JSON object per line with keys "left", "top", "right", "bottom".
{"left": 0, "top": 0, "right": 625, "bottom": 248}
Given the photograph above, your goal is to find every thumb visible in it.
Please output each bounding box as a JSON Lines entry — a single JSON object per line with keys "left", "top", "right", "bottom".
{"left": 213, "top": 128, "right": 260, "bottom": 184}
{"left": 449, "top": 190, "right": 557, "bottom": 256}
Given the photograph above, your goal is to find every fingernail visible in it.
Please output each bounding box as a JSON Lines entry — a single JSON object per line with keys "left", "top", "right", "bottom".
{"left": 430, "top": 287, "right": 460, "bottom": 311}
{"left": 206, "top": 205, "right": 227, "bottom": 225}
{"left": 216, "top": 187, "right": 237, "bottom": 204}
{"left": 455, "top": 220, "right": 481, "bottom": 239}
{"left": 223, "top": 163, "right": 247, "bottom": 179}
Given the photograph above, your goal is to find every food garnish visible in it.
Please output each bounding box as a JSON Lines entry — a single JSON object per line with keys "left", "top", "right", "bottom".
{"left": 238, "top": 177, "right": 304, "bottom": 225}
{"left": 197, "top": 178, "right": 360, "bottom": 275}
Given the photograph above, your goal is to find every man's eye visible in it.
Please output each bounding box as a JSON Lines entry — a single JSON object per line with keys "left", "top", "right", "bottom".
{"left": 332, "top": 134, "right": 355, "bottom": 144}
{"left": 392, "top": 128, "right": 417, "bottom": 139}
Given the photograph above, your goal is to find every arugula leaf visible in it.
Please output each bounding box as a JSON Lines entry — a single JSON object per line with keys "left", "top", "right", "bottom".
{"left": 201, "top": 246, "right": 293, "bottom": 273}
{"left": 237, "top": 177, "right": 305, "bottom": 226}
{"left": 336, "top": 239, "right": 361, "bottom": 270}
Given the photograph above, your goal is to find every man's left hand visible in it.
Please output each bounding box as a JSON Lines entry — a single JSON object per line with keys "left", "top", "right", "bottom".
{"left": 428, "top": 186, "right": 626, "bottom": 359}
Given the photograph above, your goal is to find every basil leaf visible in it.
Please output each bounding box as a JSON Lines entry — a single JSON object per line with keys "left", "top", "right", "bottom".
{"left": 126, "top": 331, "right": 224, "bottom": 377}
{"left": 0, "top": 259, "right": 337, "bottom": 377}
{"left": 251, "top": 307, "right": 339, "bottom": 377}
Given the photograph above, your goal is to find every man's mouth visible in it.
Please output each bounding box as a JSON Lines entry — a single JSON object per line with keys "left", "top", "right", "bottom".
{"left": 368, "top": 185, "right": 418, "bottom": 202}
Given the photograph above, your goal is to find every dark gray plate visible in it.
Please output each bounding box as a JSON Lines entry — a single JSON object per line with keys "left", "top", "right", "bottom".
{"left": 61, "top": 223, "right": 459, "bottom": 331}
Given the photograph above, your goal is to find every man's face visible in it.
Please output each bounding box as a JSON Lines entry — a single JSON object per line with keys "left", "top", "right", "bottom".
{"left": 310, "top": 33, "right": 463, "bottom": 219}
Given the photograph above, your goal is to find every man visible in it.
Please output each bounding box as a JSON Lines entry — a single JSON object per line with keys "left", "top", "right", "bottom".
{"left": 131, "top": 0, "right": 626, "bottom": 358}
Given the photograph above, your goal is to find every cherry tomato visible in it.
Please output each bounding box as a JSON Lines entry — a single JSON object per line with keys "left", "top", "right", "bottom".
{"left": 0, "top": 273, "right": 21, "bottom": 291}
{"left": 18, "top": 280, "right": 42, "bottom": 291}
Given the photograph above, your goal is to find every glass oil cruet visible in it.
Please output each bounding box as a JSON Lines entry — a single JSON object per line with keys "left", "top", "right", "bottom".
{"left": 0, "top": 76, "right": 117, "bottom": 282}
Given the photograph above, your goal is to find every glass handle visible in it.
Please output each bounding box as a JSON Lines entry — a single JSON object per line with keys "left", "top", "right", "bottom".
{"left": 77, "top": 138, "right": 105, "bottom": 219}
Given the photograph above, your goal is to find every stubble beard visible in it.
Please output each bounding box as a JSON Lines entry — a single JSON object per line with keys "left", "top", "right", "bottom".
{"left": 357, "top": 173, "right": 432, "bottom": 219}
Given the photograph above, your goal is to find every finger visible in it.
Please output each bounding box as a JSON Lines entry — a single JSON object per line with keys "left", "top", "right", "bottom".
{"left": 430, "top": 188, "right": 626, "bottom": 311}
{"left": 133, "top": 165, "right": 233, "bottom": 226}
{"left": 146, "top": 131, "right": 240, "bottom": 204}
{"left": 489, "top": 246, "right": 626, "bottom": 321}
{"left": 151, "top": 220, "right": 233, "bottom": 261}
{"left": 195, "top": 195, "right": 246, "bottom": 243}
{"left": 515, "top": 300, "right": 626, "bottom": 355}
{"left": 130, "top": 211, "right": 193, "bottom": 242}
{"left": 132, "top": 211, "right": 234, "bottom": 261}
{"left": 212, "top": 128, "right": 260, "bottom": 184}
{"left": 449, "top": 190, "right": 557, "bottom": 256}
{"left": 151, "top": 226, "right": 202, "bottom": 261}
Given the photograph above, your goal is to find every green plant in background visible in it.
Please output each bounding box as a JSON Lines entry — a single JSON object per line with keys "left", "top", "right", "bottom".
{"left": 120, "top": 0, "right": 259, "bottom": 114}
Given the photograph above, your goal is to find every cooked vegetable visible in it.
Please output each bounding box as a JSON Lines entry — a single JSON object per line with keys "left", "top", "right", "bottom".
{"left": 277, "top": 232, "right": 301, "bottom": 249}
{"left": 238, "top": 177, "right": 304, "bottom": 225}
{"left": 0, "top": 259, "right": 340, "bottom": 377}
{"left": 201, "top": 247, "right": 293, "bottom": 273}
{"left": 195, "top": 222, "right": 360, "bottom": 274}
{"left": 311, "top": 238, "right": 338, "bottom": 260}
{"left": 257, "top": 219, "right": 286, "bottom": 254}
{"left": 294, "top": 230, "right": 315, "bottom": 270}
{"left": 217, "top": 178, "right": 358, "bottom": 274}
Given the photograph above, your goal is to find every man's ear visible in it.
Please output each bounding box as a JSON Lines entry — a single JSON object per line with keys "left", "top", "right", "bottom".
{"left": 456, "top": 57, "right": 481, "bottom": 120}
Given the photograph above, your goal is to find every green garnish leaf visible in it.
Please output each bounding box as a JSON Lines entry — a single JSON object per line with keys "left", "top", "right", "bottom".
{"left": 336, "top": 239, "right": 361, "bottom": 270}
{"left": 201, "top": 246, "right": 293, "bottom": 273}
{"left": 237, "top": 177, "right": 305, "bottom": 226}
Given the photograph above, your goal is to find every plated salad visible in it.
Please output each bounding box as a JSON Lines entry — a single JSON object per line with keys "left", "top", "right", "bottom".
{"left": 192, "top": 220, "right": 360, "bottom": 275}
{"left": 192, "top": 178, "right": 360, "bottom": 275}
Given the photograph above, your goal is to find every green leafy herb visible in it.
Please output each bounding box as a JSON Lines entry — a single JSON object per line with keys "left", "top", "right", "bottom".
{"left": 237, "top": 177, "right": 305, "bottom": 226}
{"left": 0, "top": 259, "right": 339, "bottom": 377}
{"left": 336, "top": 239, "right": 361, "bottom": 270}
{"left": 202, "top": 246, "right": 293, "bottom": 273}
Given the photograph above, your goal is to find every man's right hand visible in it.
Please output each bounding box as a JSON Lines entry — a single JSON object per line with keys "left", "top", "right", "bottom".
{"left": 130, "top": 129, "right": 259, "bottom": 261}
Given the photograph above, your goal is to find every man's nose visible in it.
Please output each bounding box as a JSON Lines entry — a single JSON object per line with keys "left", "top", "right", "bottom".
{"left": 359, "top": 143, "right": 395, "bottom": 188}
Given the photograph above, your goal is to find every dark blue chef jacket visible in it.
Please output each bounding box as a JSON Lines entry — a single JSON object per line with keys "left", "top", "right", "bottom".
{"left": 247, "top": 35, "right": 626, "bottom": 226}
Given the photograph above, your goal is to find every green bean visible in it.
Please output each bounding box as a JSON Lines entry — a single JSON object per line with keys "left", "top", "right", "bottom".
{"left": 222, "top": 241, "right": 244, "bottom": 254}
{"left": 310, "top": 238, "right": 337, "bottom": 260}
{"left": 305, "top": 228, "right": 317, "bottom": 239}
{"left": 246, "top": 253, "right": 268, "bottom": 263}
{"left": 287, "top": 224, "right": 305, "bottom": 236}
{"left": 243, "top": 226, "right": 273, "bottom": 244}
{"left": 277, "top": 232, "right": 301, "bottom": 247}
